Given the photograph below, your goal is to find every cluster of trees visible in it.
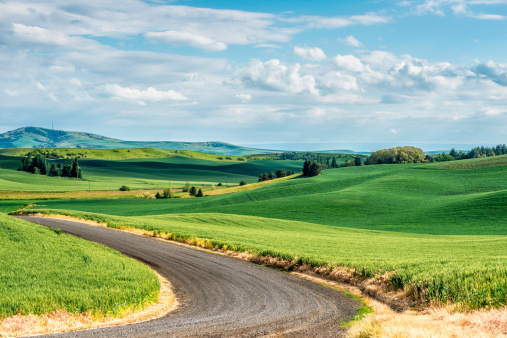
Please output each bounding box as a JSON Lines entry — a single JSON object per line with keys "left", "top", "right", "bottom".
{"left": 18, "top": 151, "right": 82, "bottom": 178}
{"left": 258, "top": 169, "right": 294, "bottom": 182}
{"left": 182, "top": 182, "right": 204, "bottom": 197}
{"left": 364, "top": 146, "right": 426, "bottom": 165}
{"left": 302, "top": 159, "right": 322, "bottom": 177}
{"left": 155, "top": 187, "right": 174, "bottom": 199}
{"left": 434, "top": 144, "right": 507, "bottom": 162}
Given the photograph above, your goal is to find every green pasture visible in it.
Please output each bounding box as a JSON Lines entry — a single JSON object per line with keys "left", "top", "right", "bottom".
{"left": 25, "top": 155, "right": 507, "bottom": 308}
{"left": 0, "top": 213, "right": 159, "bottom": 319}
{"left": 0, "top": 154, "right": 303, "bottom": 192}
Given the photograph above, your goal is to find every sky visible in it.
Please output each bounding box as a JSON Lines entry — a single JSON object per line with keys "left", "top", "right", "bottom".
{"left": 1, "top": 0, "right": 507, "bottom": 151}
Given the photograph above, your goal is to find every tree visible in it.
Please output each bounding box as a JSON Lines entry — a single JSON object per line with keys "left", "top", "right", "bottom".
{"left": 331, "top": 157, "right": 337, "bottom": 168}
{"left": 302, "top": 159, "right": 312, "bottom": 176}
{"left": 33, "top": 167, "right": 40, "bottom": 175}
{"left": 163, "top": 187, "right": 173, "bottom": 198}
{"left": 119, "top": 185, "right": 130, "bottom": 191}
{"left": 71, "top": 157, "right": 79, "bottom": 177}
{"left": 155, "top": 192, "right": 162, "bottom": 199}
{"left": 309, "top": 162, "right": 322, "bottom": 177}
{"left": 196, "top": 188, "right": 204, "bottom": 197}
{"left": 239, "top": 180, "right": 247, "bottom": 186}
{"left": 449, "top": 148, "right": 458, "bottom": 158}
{"left": 276, "top": 169, "right": 286, "bottom": 178}
{"left": 354, "top": 156, "right": 362, "bottom": 166}
{"left": 189, "top": 186, "right": 197, "bottom": 196}
{"left": 48, "top": 163, "right": 59, "bottom": 176}
{"left": 182, "top": 182, "right": 191, "bottom": 192}
{"left": 62, "top": 163, "right": 72, "bottom": 177}
{"left": 217, "top": 182, "right": 223, "bottom": 187}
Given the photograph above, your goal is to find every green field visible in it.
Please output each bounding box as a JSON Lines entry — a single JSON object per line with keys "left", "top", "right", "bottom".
{"left": 0, "top": 213, "right": 159, "bottom": 319}
{"left": 23, "top": 155, "right": 507, "bottom": 308}
{"left": 0, "top": 154, "right": 304, "bottom": 192}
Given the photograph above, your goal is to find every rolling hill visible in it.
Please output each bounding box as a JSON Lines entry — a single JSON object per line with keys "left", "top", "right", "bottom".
{"left": 0, "top": 127, "right": 279, "bottom": 156}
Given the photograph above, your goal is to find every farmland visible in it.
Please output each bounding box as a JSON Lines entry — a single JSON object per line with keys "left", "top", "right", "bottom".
{"left": 0, "top": 153, "right": 304, "bottom": 192}
{"left": 0, "top": 213, "right": 159, "bottom": 319}
{"left": 24, "top": 155, "right": 507, "bottom": 309}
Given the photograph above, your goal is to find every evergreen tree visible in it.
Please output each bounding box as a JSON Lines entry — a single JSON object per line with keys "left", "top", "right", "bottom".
{"left": 196, "top": 188, "right": 204, "bottom": 197}
{"left": 354, "top": 156, "right": 362, "bottom": 166}
{"left": 303, "top": 159, "right": 312, "bottom": 176}
{"left": 268, "top": 171, "right": 276, "bottom": 180}
{"left": 331, "top": 157, "right": 337, "bottom": 169}
{"left": 309, "top": 162, "right": 322, "bottom": 177}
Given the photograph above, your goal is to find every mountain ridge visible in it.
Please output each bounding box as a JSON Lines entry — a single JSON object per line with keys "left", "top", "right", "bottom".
{"left": 0, "top": 127, "right": 280, "bottom": 156}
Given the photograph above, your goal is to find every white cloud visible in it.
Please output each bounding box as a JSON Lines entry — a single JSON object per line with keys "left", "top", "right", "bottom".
{"left": 294, "top": 46, "right": 327, "bottom": 61}
{"left": 237, "top": 59, "right": 318, "bottom": 95}
{"left": 102, "top": 84, "right": 188, "bottom": 105}
{"left": 338, "top": 35, "right": 364, "bottom": 47}
{"left": 235, "top": 93, "right": 252, "bottom": 102}
{"left": 482, "top": 107, "right": 506, "bottom": 116}
{"left": 145, "top": 31, "right": 227, "bottom": 52}
{"left": 281, "top": 13, "right": 391, "bottom": 29}
{"left": 409, "top": 0, "right": 506, "bottom": 19}
{"left": 333, "top": 55, "right": 365, "bottom": 72}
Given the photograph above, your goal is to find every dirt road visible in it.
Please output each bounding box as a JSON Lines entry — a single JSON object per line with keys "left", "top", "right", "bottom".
{"left": 18, "top": 216, "right": 359, "bottom": 337}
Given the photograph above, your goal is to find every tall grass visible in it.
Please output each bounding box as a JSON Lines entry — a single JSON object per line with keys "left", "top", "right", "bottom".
{"left": 0, "top": 214, "right": 159, "bottom": 319}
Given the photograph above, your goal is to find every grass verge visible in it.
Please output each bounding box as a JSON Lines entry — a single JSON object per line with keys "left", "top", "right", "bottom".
{"left": 0, "top": 213, "right": 160, "bottom": 322}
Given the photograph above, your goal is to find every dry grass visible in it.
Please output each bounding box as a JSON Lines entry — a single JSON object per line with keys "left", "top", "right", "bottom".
{"left": 0, "top": 271, "right": 177, "bottom": 337}
{"left": 0, "top": 189, "right": 164, "bottom": 200}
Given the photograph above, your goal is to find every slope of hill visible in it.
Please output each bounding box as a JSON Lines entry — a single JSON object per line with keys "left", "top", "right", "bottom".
{"left": 0, "top": 127, "right": 279, "bottom": 156}
{"left": 25, "top": 155, "right": 507, "bottom": 308}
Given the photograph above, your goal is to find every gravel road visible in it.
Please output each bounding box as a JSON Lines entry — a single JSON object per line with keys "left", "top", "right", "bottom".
{"left": 17, "top": 216, "right": 360, "bottom": 337}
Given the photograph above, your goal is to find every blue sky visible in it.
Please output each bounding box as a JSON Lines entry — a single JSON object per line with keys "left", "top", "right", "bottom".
{"left": 1, "top": 0, "right": 507, "bottom": 151}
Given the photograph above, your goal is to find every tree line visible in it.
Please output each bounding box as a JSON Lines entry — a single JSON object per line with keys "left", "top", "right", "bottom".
{"left": 434, "top": 144, "right": 507, "bottom": 162}
{"left": 18, "top": 151, "right": 82, "bottom": 178}
{"left": 258, "top": 169, "right": 295, "bottom": 182}
{"left": 364, "top": 146, "right": 426, "bottom": 165}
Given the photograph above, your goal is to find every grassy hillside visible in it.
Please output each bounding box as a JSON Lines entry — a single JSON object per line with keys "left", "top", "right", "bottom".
{"left": 0, "top": 213, "right": 159, "bottom": 319}
{"left": 25, "top": 155, "right": 507, "bottom": 308}
{"left": 0, "top": 154, "right": 304, "bottom": 192}
{"left": 33, "top": 156, "right": 507, "bottom": 235}
{"left": 0, "top": 127, "right": 279, "bottom": 156}
{"left": 0, "top": 148, "right": 251, "bottom": 161}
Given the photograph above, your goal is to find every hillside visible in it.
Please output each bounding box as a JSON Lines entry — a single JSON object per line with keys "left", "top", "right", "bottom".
{"left": 24, "top": 155, "right": 507, "bottom": 308}
{"left": 0, "top": 127, "right": 279, "bottom": 156}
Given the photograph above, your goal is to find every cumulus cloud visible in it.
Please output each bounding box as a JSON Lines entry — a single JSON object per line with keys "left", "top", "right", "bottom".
{"left": 102, "top": 84, "right": 188, "bottom": 105}
{"left": 294, "top": 46, "right": 327, "bottom": 61}
{"left": 474, "top": 61, "right": 507, "bottom": 86}
{"left": 237, "top": 59, "right": 318, "bottom": 95}
{"left": 338, "top": 35, "right": 363, "bottom": 47}
{"left": 145, "top": 31, "right": 227, "bottom": 51}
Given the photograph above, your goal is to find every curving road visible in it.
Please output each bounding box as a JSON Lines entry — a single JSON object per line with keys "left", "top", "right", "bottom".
{"left": 17, "top": 216, "right": 359, "bottom": 337}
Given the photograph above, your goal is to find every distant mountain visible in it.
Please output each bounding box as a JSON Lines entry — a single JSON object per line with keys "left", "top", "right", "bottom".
{"left": 0, "top": 127, "right": 280, "bottom": 156}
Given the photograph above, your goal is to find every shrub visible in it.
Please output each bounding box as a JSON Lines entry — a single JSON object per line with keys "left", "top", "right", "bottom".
{"left": 33, "top": 167, "right": 40, "bottom": 175}
{"left": 239, "top": 180, "right": 247, "bottom": 186}
{"left": 163, "top": 187, "right": 173, "bottom": 199}
{"left": 155, "top": 192, "right": 162, "bottom": 199}
{"left": 217, "top": 183, "right": 223, "bottom": 187}
{"left": 119, "top": 185, "right": 130, "bottom": 191}
{"left": 182, "top": 182, "right": 191, "bottom": 192}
